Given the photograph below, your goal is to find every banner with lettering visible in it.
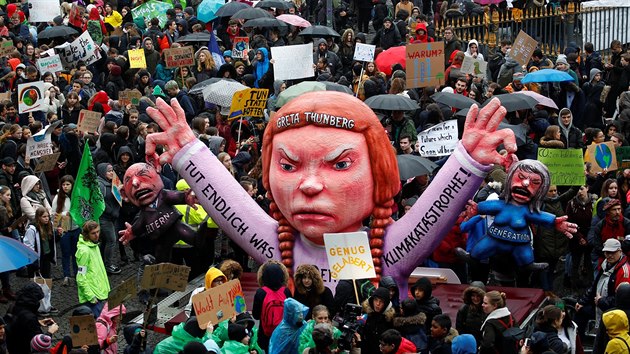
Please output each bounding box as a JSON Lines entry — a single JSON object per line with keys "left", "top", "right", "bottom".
{"left": 271, "top": 43, "right": 314, "bottom": 81}
{"left": 191, "top": 280, "right": 247, "bottom": 327}
{"left": 353, "top": 43, "right": 376, "bottom": 62}
{"left": 228, "top": 88, "right": 269, "bottom": 121}
{"left": 26, "top": 121, "right": 61, "bottom": 159}
{"left": 537, "top": 148, "right": 585, "bottom": 186}
{"left": 129, "top": 49, "right": 147, "bottom": 69}
{"left": 37, "top": 55, "right": 63, "bottom": 75}
{"left": 510, "top": 30, "right": 538, "bottom": 66}
{"left": 416, "top": 120, "right": 458, "bottom": 157}
{"left": 323, "top": 231, "right": 376, "bottom": 280}
{"left": 56, "top": 32, "right": 101, "bottom": 67}
{"left": 406, "top": 42, "right": 445, "bottom": 89}
{"left": 232, "top": 37, "right": 249, "bottom": 59}
{"left": 164, "top": 46, "right": 195, "bottom": 68}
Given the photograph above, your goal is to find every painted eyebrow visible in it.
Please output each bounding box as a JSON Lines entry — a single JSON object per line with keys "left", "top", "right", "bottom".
{"left": 324, "top": 145, "right": 355, "bottom": 162}
{"left": 275, "top": 143, "right": 299, "bottom": 162}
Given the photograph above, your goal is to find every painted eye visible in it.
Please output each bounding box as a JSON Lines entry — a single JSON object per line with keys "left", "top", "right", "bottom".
{"left": 334, "top": 161, "right": 352, "bottom": 170}
{"left": 280, "top": 163, "right": 295, "bottom": 172}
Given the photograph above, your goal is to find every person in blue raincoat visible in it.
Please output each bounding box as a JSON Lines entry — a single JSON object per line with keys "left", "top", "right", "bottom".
{"left": 268, "top": 298, "right": 309, "bottom": 354}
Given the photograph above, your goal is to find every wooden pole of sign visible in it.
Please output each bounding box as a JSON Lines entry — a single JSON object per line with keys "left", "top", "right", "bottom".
{"left": 116, "top": 303, "right": 123, "bottom": 335}
{"left": 142, "top": 287, "right": 160, "bottom": 349}
{"left": 354, "top": 63, "right": 365, "bottom": 98}
{"left": 352, "top": 278, "right": 360, "bottom": 305}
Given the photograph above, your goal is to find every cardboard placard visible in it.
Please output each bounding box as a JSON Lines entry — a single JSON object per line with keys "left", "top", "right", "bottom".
{"left": 270, "top": 43, "right": 314, "bottom": 81}
{"left": 191, "top": 279, "right": 247, "bottom": 327}
{"left": 0, "top": 92, "right": 10, "bottom": 102}
{"left": 164, "top": 46, "right": 195, "bottom": 68}
{"left": 118, "top": 89, "right": 143, "bottom": 107}
{"left": 416, "top": 120, "right": 458, "bottom": 157}
{"left": 353, "top": 43, "right": 376, "bottom": 62}
{"left": 0, "top": 39, "right": 15, "bottom": 57}
{"left": 77, "top": 110, "right": 102, "bottom": 134}
{"left": 129, "top": 49, "right": 147, "bottom": 69}
{"left": 69, "top": 315, "right": 98, "bottom": 346}
{"left": 323, "top": 231, "right": 376, "bottom": 280}
{"left": 34, "top": 152, "right": 61, "bottom": 173}
{"left": 616, "top": 147, "right": 630, "bottom": 172}
{"left": 141, "top": 263, "right": 190, "bottom": 291}
{"left": 228, "top": 88, "right": 269, "bottom": 121}
{"left": 460, "top": 56, "right": 487, "bottom": 79}
{"left": 112, "top": 173, "right": 123, "bottom": 207}
{"left": 537, "top": 148, "right": 585, "bottom": 186}
{"left": 55, "top": 31, "right": 101, "bottom": 67}
{"left": 53, "top": 213, "right": 72, "bottom": 233}
{"left": 585, "top": 141, "right": 618, "bottom": 173}
{"left": 18, "top": 81, "right": 47, "bottom": 114}
{"left": 510, "top": 30, "right": 538, "bottom": 66}
{"left": 232, "top": 37, "right": 250, "bottom": 59}
{"left": 26, "top": 121, "right": 60, "bottom": 159}
{"left": 37, "top": 54, "right": 64, "bottom": 75}
{"left": 406, "top": 42, "right": 445, "bottom": 89}
{"left": 108, "top": 277, "right": 138, "bottom": 309}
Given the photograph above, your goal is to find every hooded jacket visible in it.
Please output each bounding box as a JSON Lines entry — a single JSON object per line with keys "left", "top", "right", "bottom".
{"left": 379, "top": 276, "right": 401, "bottom": 312}
{"left": 594, "top": 283, "right": 630, "bottom": 354}
{"left": 293, "top": 264, "right": 335, "bottom": 320}
{"left": 253, "top": 261, "right": 292, "bottom": 350}
{"left": 154, "top": 317, "right": 210, "bottom": 354}
{"left": 268, "top": 298, "right": 309, "bottom": 354}
{"left": 20, "top": 175, "right": 53, "bottom": 222}
{"left": 579, "top": 255, "right": 630, "bottom": 312}
{"left": 362, "top": 287, "right": 397, "bottom": 354}
{"left": 97, "top": 163, "right": 120, "bottom": 220}
{"left": 464, "top": 39, "right": 484, "bottom": 61}
{"left": 411, "top": 277, "right": 443, "bottom": 330}
{"left": 76, "top": 234, "right": 110, "bottom": 303}
{"left": 186, "top": 268, "right": 228, "bottom": 317}
{"left": 455, "top": 286, "right": 487, "bottom": 342}
{"left": 393, "top": 299, "right": 427, "bottom": 351}
{"left": 5, "top": 282, "right": 45, "bottom": 354}
{"left": 451, "top": 333, "right": 477, "bottom": 354}
{"left": 411, "top": 22, "right": 434, "bottom": 43}
{"left": 123, "top": 323, "right": 154, "bottom": 354}
{"left": 480, "top": 307, "right": 515, "bottom": 354}
{"left": 603, "top": 310, "right": 630, "bottom": 354}
{"left": 555, "top": 109, "right": 584, "bottom": 149}
{"left": 96, "top": 303, "right": 126, "bottom": 354}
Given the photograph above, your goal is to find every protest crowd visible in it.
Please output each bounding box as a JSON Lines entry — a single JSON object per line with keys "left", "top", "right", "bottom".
{"left": 0, "top": 0, "right": 629, "bottom": 352}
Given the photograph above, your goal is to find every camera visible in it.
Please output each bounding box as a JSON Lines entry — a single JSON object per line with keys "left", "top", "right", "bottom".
{"left": 332, "top": 304, "right": 363, "bottom": 351}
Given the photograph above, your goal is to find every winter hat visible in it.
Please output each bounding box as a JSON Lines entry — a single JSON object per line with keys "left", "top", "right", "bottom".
{"left": 555, "top": 57, "right": 568, "bottom": 66}
{"left": 235, "top": 312, "right": 256, "bottom": 329}
{"left": 184, "top": 7, "right": 195, "bottom": 16}
{"left": 369, "top": 287, "right": 391, "bottom": 310}
{"left": 603, "top": 198, "right": 621, "bottom": 212}
{"left": 452, "top": 334, "right": 477, "bottom": 354}
{"left": 53, "top": 15, "right": 63, "bottom": 25}
{"left": 228, "top": 323, "right": 249, "bottom": 342}
{"left": 31, "top": 334, "right": 52, "bottom": 352}
{"left": 470, "top": 281, "right": 487, "bottom": 292}
{"left": 223, "top": 50, "right": 233, "bottom": 58}
{"left": 234, "top": 61, "right": 245, "bottom": 69}
{"left": 182, "top": 341, "right": 208, "bottom": 354}
{"left": 153, "top": 85, "right": 167, "bottom": 98}
{"left": 383, "top": 17, "right": 393, "bottom": 23}
{"left": 441, "top": 86, "right": 454, "bottom": 94}
{"left": 590, "top": 68, "right": 602, "bottom": 81}
{"left": 411, "top": 277, "right": 433, "bottom": 299}
{"left": 110, "top": 64, "right": 122, "bottom": 76}
{"left": 512, "top": 72, "right": 524, "bottom": 81}
{"left": 108, "top": 99, "right": 122, "bottom": 111}
{"left": 184, "top": 317, "right": 205, "bottom": 338}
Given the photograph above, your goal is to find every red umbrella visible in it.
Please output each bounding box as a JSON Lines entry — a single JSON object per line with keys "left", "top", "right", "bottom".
{"left": 375, "top": 46, "right": 406, "bottom": 76}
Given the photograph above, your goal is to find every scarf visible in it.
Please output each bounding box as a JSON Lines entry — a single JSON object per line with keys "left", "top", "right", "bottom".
{"left": 481, "top": 307, "right": 511, "bottom": 330}
{"left": 601, "top": 215, "right": 625, "bottom": 242}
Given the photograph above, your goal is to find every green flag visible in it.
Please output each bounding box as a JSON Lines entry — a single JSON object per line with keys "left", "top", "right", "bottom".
{"left": 70, "top": 144, "right": 105, "bottom": 227}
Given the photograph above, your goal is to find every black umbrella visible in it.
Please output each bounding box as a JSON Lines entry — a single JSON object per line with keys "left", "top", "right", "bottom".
{"left": 215, "top": 1, "right": 250, "bottom": 17}
{"left": 431, "top": 92, "right": 477, "bottom": 109}
{"left": 243, "top": 17, "right": 287, "bottom": 28}
{"left": 298, "top": 25, "right": 340, "bottom": 38}
{"left": 38, "top": 25, "right": 79, "bottom": 40}
{"left": 176, "top": 32, "right": 213, "bottom": 43}
{"left": 396, "top": 154, "right": 439, "bottom": 180}
{"left": 190, "top": 77, "right": 237, "bottom": 95}
{"left": 231, "top": 7, "right": 274, "bottom": 20}
{"left": 498, "top": 121, "right": 527, "bottom": 146}
{"left": 255, "top": 0, "right": 291, "bottom": 10}
{"left": 321, "top": 82, "right": 353, "bottom": 94}
{"left": 364, "top": 94, "right": 420, "bottom": 111}
{"left": 483, "top": 93, "right": 538, "bottom": 112}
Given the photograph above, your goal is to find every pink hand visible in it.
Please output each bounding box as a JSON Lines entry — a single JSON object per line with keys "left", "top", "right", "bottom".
{"left": 555, "top": 215, "right": 577, "bottom": 238}
{"left": 118, "top": 222, "right": 135, "bottom": 245}
{"left": 145, "top": 98, "right": 196, "bottom": 166}
{"left": 462, "top": 98, "right": 517, "bottom": 167}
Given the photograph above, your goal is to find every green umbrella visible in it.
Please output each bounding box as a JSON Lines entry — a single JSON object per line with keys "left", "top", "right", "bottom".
{"left": 275, "top": 82, "right": 326, "bottom": 108}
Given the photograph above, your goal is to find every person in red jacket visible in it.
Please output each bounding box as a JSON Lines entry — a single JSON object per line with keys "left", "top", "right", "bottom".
{"left": 379, "top": 329, "right": 418, "bottom": 354}
{"left": 432, "top": 213, "right": 467, "bottom": 283}
{"left": 410, "top": 22, "right": 434, "bottom": 43}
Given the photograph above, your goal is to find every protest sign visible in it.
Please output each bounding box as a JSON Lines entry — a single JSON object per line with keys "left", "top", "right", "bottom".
{"left": 406, "top": 42, "right": 445, "bottom": 89}
{"left": 69, "top": 315, "right": 98, "bottom": 346}
{"left": 34, "top": 152, "right": 61, "bottom": 174}
{"left": 191, "top": 280, "right": 247, "bottom": 327}
{"left": 56, "top": 32, "right": 101, "bottom": 67}
{"left": 118, "top": 89, "right": 143, "bottom": 106}
{"left": 164, "top": 46, "right": 195, "bottom": 68}
{"left": 228, "top": 88, "right": 269, "bottom": 121}
{"left": 37, "top": 55, "right": 63, "bottom": 75}
{"left": 108, "top": 277, "right": 137, "bottom": 309}
{"left": 585, "top": 141, "right": 618, "bottom": 173}
{"left": 53, "top": 212, "right": 72, "bottom": 233}
{"left": 232, "top": 37, "right": 250, "bottom": 59}
{"left": 537, "top": 148, "right": 585, "bottom": 186}
{"left": 416, "top": 120, "right": 458, "bottom": 157}
{"left": 617, "top": 147, "right": 630, "bottom": 172}
{"left": 461, "top": 56, "right": 487, "bottom": 78}
{"left": 323, "top": 231, "right": 375, "bottom": 280}
{"left": 129, "top": 49, "right": 147, "bottom": 69}
{"left": 26, "top": 121, "right": 60, "bottom": 159}
{"left": 17, "top": 81, "right": 47, "bottom": 114}
{"left": 112, "top": 173, "right": 123, "bottom": 207}
{"left": 77, "top": 110, "right": 102, "bottom": 134}
{"left": 0, "top": 39, "right": 15, "bottom": 57}
{"left": 0, "top": 92, "right": 11, "bottom": 102}
{"left": 353, "top": 43, "right": 376, "bottom": 62}
{"left": 271, "top": 43, "right": 314, "bottom": 81}
{"left": 141, "top": 263, "right": 190, "bottom": 291}
{"left": 510, "top": 30, "right": 538, "bottom": 66}
{"left": 132, "top": 0, "right": 172, "bottom": 27}
{"left": 29, "top": 0, "right": 61, "bottom": 23}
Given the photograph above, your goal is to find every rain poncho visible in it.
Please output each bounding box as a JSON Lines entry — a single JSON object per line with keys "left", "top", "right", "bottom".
{"left": 268, "top": 298, "right": 309, "bottom": 354}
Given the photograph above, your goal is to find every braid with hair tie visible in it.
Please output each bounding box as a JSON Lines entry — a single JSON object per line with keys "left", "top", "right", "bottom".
{"left": 267, "top": 193, "right": 296, "bottom": 271}
{"left": 369, "top": 200, "right": 394, "bottom": 278}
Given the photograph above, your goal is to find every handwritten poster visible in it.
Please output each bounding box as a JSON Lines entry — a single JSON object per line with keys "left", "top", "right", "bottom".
{"left": 271, "top": 43, "right": 314, "bottom": 81}
{"left": 232, "top": 37, "right": 250, "bottom": 59}
{"left": 129, "top": 49, "right": 147, "bottom": 69}
{"left": 228, "top": 88, "right": 269, "bottom": 121}
{"left": 353, "top": 43, "right": 376, "bottom": 62}
{"left": 585, "top": 141, "right": 618, "bottom": 173}
{"left": 164, "top": 46, "right": 194, "bottom": 68}
{"left": 191, "top": 280, "right": 247, "bottom": 327}
{"left": 461, "top": 56, "right": 487, "bottom": 79}
{"left": 537, "top": 148, "right": 585, "bottom": 186}
{"left": 56, "top": 32, "right": 101, "bottom": 67}
{"left": 324, "top": 231, "right": 376, "bottom": 280}
{"left": 29, "top": 0, "right": 61, "bottom": 23}
{"left": 510, "top": 30, "right": 538, "bottom": 66}
{"left": 118, "top": 89, "right": 143, "bottom": 106}
{"left": 0, "top": 39, "right": 15, "bottom": 56}
{"left": 77, "top": 110, "right": 102, "bottom": 133}
{"left": 34, "top": 152, "right": 61, "bottom": 173}
{"left": 37, "top": 54, "right": 63, "bottom": 75}
{"left": 416, "top": 120, "right": 458, "bottom": 157}
{"left": 108, "top": 277, "right": 137, "bottom": 308}
{"left": 17, "top": 81, "right": 47, "bottom": 114}
{"left": 69, "top": 315, "right": 98, "bottom": 346}
{"left": 141, "top": 263, "right": 190, "bottom": 291}
{"left": 26, "top": 121, "right": 61, "bottom": 159}
{"left": 406, "top": 42, "right": 445, "bottom": 89}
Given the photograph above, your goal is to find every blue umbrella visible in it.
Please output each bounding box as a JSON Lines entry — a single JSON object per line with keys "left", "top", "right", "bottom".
{"left": 521, "top": 69, "right": 574, "bottom": 84}
{"left": 0, "top": 236, "right": 39, "bottom": 272}
{"left": 197, "top": 0, "right": 224, "bottom": 23}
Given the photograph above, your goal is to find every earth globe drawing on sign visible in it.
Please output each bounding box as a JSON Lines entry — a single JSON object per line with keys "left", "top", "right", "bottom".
{"left": 21, "top": 86, "right": 41, "bottom": 107}
{"left": 595, "top": 143, "right": 614, "bottom": 169}
{"left": 234, "top": 295, "right": 246, "bottom": 313}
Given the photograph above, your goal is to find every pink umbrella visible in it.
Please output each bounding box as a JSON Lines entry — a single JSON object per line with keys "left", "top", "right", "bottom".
{"left": 375, "top": 45, "right": 406, "bottom": 76}
{"left": 276, "top": 14, "right": 311, "bottom": 27}
{"left": 513, "top": 91, "right": 559, "bottom": 110}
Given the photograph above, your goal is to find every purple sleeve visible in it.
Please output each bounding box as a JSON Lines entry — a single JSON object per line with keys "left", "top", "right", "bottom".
{"left": 382, "top": 142, "right": 491, "bottom": 280}
{"left": 172, "top": 140, "right": 280, "bottom": 264}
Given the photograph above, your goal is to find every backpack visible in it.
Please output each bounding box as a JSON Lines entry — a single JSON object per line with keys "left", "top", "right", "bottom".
{"left": 260, "top": 286, "right": 287, "bottom": 336}
{"left": 488, "top": 52, "right": 505, "bottom": 82}
{"left": 497, "top": 317, "right": 526, "bottom": 354}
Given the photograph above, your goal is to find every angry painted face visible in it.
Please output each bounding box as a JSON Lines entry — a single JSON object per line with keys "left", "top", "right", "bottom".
{"left": 123, "top": 163, "right": 164, "bottom": 207}
{"left": 510, "top": 170, "right": 542, "bottom": 205}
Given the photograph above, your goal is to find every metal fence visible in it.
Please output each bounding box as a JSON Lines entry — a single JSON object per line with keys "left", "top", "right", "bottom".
{"left": 429, "top": 3, "right": 630, "bottom": 61}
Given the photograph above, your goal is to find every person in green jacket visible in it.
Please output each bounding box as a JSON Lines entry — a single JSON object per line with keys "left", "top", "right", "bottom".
{"left": 298, "top": 305, "right": 342, "bottom": 354}
{"left": 76, "top": 220, "right": 110, "bottom": 318}
{"left": 221, "top": 323, "right": 255, "bottom": 354}
{"left": 154, "top": 316, "right": 212, "bottom": 354}
{"left": 212, "top": 312, "right": 263, "bottom": 354}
